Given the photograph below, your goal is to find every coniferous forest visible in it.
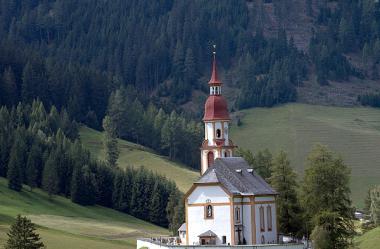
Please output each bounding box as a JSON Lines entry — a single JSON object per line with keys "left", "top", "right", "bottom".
{"left": 0, "top": 100, "right": 183, "bottom": 231}
{"left": 0, "top": 0, "right": 380, "bottom": 239}
{"left": 1, "top": 0, "right": 379, "bottom": 168}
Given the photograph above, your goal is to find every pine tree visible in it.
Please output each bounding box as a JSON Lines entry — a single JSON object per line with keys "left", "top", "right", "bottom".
{"left": 339, "top": 17, "right": 356, "bottom": 52}
{"left": 2, "top": 67, "right": 18, "bottom": 106}
{"left": 5, "top": 215, "right": 44, "bottom": 249}
{"left": 306, "top": 0, "right": 313, "bottom": 17}
{"left": 21, "top": 62, "right": 35, "bottom": 103}
{"left": 7, "top": 128, "right": 27, "bottom": 191}
{"left": 102, "top": 115, "right": 119, "bottom": 167}
{"left": 184, "top": 48, "right": 196, "bottom": 85}
{"left": 362, "top": 43, "right": 371, "bottom": 71}
{"left": 269, "top": 151, "right": 303, "bottom": 237}
{"left": 172, "top": 41, "right": 184, "bottom": 79}
{"left": 42, "top": 152, "right": 59, "bottom": 197}
{"left": 301, "top": 144, "right": 354, "bottom": 248}
{"left": 149, "top": 180, "right": 169, "bottom": 226}
{"left": 166, "top": 188, "right": 184, "bottom": 234}
{"left": 310, "top": 222, "right": 332, "bottom": 249}
{"left": 0, "top": 107, "right": 12, "bottom": 177}
{"left": 71, "top": 164, "right": 96, "bottom": 205}
{"left": 249, "top": 149, "right": 273, "bottom": 180}
{"left": 26, "top": 141, "right": 43, "bottom": 190}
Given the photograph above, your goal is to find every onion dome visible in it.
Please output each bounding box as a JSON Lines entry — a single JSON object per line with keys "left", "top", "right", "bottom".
{"left": 203, "top": 95, "right": 230, "bottom": 121}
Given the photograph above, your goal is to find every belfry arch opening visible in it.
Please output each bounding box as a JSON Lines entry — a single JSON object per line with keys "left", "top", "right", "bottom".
{"left": 216, "top": 129, "right": 221, "bottom": 138}
{"left": 207, "top": 151, "right": 214, "bottom": 167}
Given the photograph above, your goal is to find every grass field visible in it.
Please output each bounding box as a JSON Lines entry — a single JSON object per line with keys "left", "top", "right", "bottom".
{"left": 354, "top": 227, "right": 380, "bottom": 249}
{"left": 79, "top": 126, "right": 199, "bottom": 193}
{"left": 0, "top": 177, "right": 168, "bottom": 249}
{"left": 230, "top": 103, "right": 380, "bottom": 208}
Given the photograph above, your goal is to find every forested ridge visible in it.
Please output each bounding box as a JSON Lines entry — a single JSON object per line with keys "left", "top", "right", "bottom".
{"left": 0, "top": 0, "right": 380, "bottom": 167}
{"left": 0, "top": 100, "right": 184, "bottom": 231}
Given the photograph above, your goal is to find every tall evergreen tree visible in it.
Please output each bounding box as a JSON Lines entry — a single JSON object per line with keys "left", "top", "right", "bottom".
{"left": 269, "top": 151, "right": 303, "bottom": 237}
{"left": 2, "top": 67, "right": 18, "bottom": 106}
{"left": 102, "top": 115, "right": 119, "bottom": 167}
{"left": 5, "top": 215, "right": 44, "bottom": 249}
{"left": 0, "top": 106, "right": 12, "bottom": 177}
{"left": 149, "top": 181, "right": 166, "bottom": 226}
{"left": 71, "top": 164, "right": 96, "bottom": 205}
{"left": 42, "top": 152, "right": 59, "bottom": 197}
{"left": 26, "top": 141, "right": 43, "bottom": 190}
{"left": 7, "top": 128, "right": 27, "bottom": 191}
{"left": 301, "top": 144, "right": 354, "bottom": 248}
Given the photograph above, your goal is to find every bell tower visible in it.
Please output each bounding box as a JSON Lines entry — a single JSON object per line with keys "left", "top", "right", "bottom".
{"left": 200, "top": 48, "right": 236, "bottom": 175}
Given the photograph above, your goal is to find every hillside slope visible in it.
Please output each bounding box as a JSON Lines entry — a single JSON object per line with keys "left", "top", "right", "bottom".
{"left": 0, "top": 178, "right": 168, "bottom": 249}
{"left": 79, "top": 126, "right": 199, "bottom": 193}
{"left": 354, "top": 227, "right": 380, "bottom": 249}
{"left": 230, "top": 103, "right": 380, "bottom": 207}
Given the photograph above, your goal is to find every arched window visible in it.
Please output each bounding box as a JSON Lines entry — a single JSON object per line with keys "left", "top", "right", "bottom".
{"left": 207, "top": 151, "right": 214, "bottom": 167}
{"left": 235, "top": 207, "right": 240, "bottom": 223}
{"left": 205, "top": 204, "right": 213, "bottom": 219}
{"left": 260, "top": 206, "right": 265, "bottom": 232}
{"left": 224, "top": 151, "right": 228, "bottom": 157}
{"left": 216, "top": 129, "right": 221, "bottom": 138}
{"left": 267, "top": 206, "right": 272, "bottom": 231}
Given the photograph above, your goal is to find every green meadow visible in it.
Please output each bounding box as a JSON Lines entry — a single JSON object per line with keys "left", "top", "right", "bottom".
{"left": 354, "top": 226, "right": 380, "bottom": 249}
{"left": 230, "top": 103, "right": 380, "bottom": 207}
{"left": 79, "top": 126, "right": 199, "bottom": 193}
{"left": 0, "top": 177, "right": 168, "bottom": 249}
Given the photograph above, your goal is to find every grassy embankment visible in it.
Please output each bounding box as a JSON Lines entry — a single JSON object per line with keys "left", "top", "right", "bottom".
{"left": 0, "top": 177, "right": 168, "bottom": 249}
{"left": 230, "top": 103, "right": 380, "bottom": 207}
{"left": 79, "top": 126, "right": 199, "bottom": 193}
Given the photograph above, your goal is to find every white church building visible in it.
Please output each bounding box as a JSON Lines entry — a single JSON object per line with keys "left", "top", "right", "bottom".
{"left": 137, "top": 53, "right": 304, "bottom": 249}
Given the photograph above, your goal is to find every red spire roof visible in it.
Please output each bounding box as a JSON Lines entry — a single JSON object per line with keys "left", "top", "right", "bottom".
{"left": 209, "top": 53, "right": 222, "bottom": 85}
{"left": 204, "top": 51, "right": 230, "bottom": 121}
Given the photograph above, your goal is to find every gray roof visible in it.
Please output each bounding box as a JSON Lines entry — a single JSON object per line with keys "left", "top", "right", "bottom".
{"left": 178, "top": 223, "right": 186, "bottom": 232}
{"left": 197, "top": 157, "right": 277, "bottom": 196}
{"left": 198, "top": 230, "right": 217, "bottom": 237}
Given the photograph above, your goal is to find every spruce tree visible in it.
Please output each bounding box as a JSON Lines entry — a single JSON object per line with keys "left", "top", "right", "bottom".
{"left": 5, "top": 215, "right": 44, "bottom": 249}
{"left": 26, "top": 141, "right": 43, "bottom": 190}
{"left": 149, "top": 181, "right": 166, "bottom": 226}
{"left": 301, "top": 144, "right": 354, "bottom": 248}
{"left": 102, "top": 115, "right": 119, "bottom": 167}
{"left": 7, "top": 129, "right": 27, "bottom": 191}
{"left": 0, "top": 106, "right": 12, "bottom": 177}
{"left": 269, "top": 151, "right": 303, "bottom": 237}
{"left": 166, "top": 188, "right": 184, "bottom": 234}
{"left": 42, "top": 153, "right": 59, "bottom": 197}
{"left": 2, "top": 67, "right": 18, "bottom": 106}
{"left": 71, "top": 164, "right": 96, "bottom": 206}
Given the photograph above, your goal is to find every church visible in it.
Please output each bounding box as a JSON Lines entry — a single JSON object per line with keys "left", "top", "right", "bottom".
{"left": 180, "top": 52, "right": 278, "bottom": 246}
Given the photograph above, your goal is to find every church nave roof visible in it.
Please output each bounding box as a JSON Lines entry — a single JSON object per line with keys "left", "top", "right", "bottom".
{"left": 197, "top": 157, "right": 277, "bottom": 196}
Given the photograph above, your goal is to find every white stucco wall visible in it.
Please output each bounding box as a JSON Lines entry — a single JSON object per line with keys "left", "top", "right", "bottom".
{"left": 255, "top": 196, "right": 275, "bottom": 202}
{"left": 188, "top": 185, "right": 230, "bottom": 205}
{"left": 223, "top": 122, "right": 229, "bottom": 143}
{"left": 188, "top": 205, "right": 232, "bottom": 245}
{"left": 206, "top": 123, "right": 213, "bottom": 144}
{"left": 232, "top": 203, "right": 253, "bottom": 245}
{"left": 255, "top": 202, "right": 277, "bottom": 244}
{"left": 187, "top": 185, "right": 232, "bottom": 245}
